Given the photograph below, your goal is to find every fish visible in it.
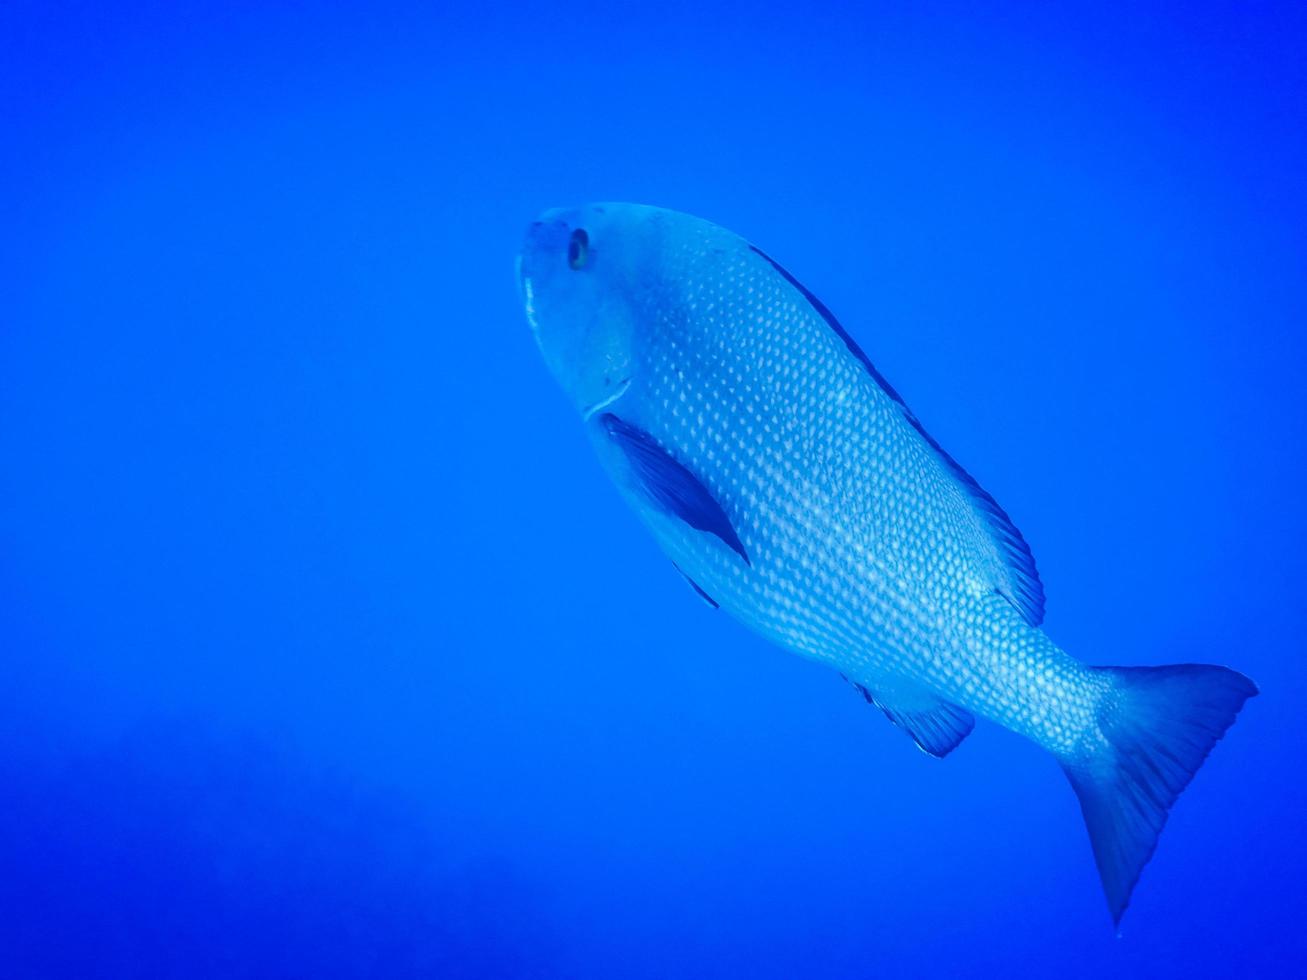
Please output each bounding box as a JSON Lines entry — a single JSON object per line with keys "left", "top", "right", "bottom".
{"left": 517, "top": 202, "right": 1257, "bottom": 925}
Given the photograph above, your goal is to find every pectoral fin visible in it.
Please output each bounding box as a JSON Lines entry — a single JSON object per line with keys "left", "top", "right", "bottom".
{"left": 601, "top": 413, "right": 749, "bottom": 565}
{"left": 846, "top": 677, "right": 975, "bottom": 758}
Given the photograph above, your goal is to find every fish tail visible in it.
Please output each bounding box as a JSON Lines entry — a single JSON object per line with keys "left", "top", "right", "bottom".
{"left": 1061, "top": 663, "right": 1257, "bottom": 927}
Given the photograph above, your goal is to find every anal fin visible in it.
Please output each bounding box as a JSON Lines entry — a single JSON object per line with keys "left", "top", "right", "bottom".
{"left": 845, "top": 677, "right": 975, "bottom": 758}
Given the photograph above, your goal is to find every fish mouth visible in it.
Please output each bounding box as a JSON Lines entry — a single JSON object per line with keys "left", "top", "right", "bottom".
{"left": 582, "top": 376, "right": 632, "bottom": 421}
{"left": 519, "top": 270, "right": 541, "bottom": 344}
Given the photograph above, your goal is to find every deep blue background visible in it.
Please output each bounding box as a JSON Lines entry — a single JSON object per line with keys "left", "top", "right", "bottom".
{"left": 3, "top": 2, "right": 1304, "bottom": 977}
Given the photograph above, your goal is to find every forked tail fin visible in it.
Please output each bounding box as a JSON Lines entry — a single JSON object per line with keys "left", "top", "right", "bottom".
{"left": 1062, "top": 664, "right": 1257, "bottom": 926}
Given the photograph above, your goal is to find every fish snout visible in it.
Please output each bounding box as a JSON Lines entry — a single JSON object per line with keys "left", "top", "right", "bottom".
{"left": 518, "top": 210, "right": 579, "bottom": 293}
{"left": 523, "top": 206, "right": 587, "bottom": 257}
{"left": 524, "top": 213, "right": 570, "bottom": 251}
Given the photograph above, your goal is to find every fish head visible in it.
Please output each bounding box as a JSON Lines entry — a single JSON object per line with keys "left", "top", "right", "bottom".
{"left": 517, "top": 203, "right": 650, "bottom": 419}
{"left": 518, "top": 203, "right": 742, "bottom": 420}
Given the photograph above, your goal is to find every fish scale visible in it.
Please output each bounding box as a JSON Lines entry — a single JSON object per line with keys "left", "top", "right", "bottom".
{"left": 521, "top": 202, "right": 1256, "bottom": 924}
{"left": 628, "top": 230, "right": 1094, "bottom": 748}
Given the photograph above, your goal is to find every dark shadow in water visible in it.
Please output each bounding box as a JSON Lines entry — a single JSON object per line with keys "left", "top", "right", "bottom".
{"left": 0, "top": 718, "right": 560, "bottom": 979}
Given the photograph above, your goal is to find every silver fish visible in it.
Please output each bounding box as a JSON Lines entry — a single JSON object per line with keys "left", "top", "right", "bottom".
{"left": 518, "top": 203, "right": 1256, "bottom": 925}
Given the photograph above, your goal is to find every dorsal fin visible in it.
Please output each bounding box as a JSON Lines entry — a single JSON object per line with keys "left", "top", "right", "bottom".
{"left": 601, "top": 413, "right": 750, "bottom": 565}
{"left": 751, "top": 245, "right": 1045, "bottom": 626}
{"left": 845, "top": 677, "right": 975, "bottom": 758}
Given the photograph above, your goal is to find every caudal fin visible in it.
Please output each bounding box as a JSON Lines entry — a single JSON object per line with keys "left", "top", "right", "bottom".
{"left": 1063, "top": 664, "right": 1257, "bottom": 926}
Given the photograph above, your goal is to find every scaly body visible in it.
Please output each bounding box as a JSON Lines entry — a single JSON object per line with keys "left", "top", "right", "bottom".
{"left": 588, "top": 233, "right": 1098, "bottom": 754}
{"left": 520, "top": 203, "right": 1255, "bottom": 924}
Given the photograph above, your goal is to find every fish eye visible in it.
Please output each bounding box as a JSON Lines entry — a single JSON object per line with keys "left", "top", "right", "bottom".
{"left": 568, "top": 228, "right": 589, "bottom": 270}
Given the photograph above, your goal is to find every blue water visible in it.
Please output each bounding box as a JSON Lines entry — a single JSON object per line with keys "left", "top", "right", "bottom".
{"left": 3, "top": 3, "right": 1304, "bottom": 977}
